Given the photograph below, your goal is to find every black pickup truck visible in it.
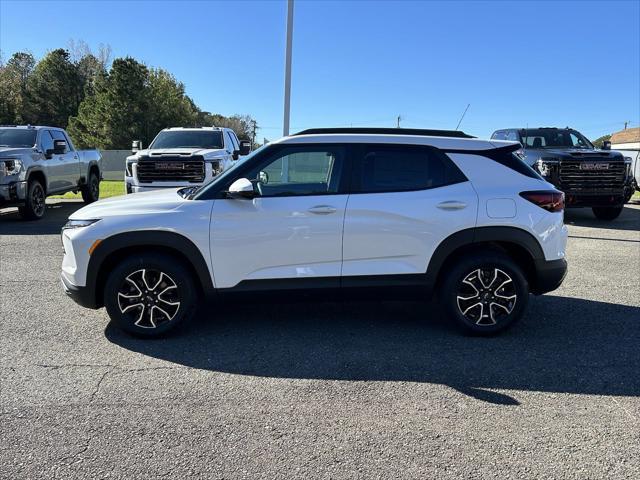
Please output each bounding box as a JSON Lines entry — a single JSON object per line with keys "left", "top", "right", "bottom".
{"left": 491, "top": 127, "right": 633, "bottom": 220}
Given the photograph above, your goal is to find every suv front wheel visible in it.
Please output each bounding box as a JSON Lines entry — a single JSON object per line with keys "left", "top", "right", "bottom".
{"left": 104, "top": 253, "right": 197, "bottom": 337}
{"left": 440, "top": 251, "right": 529, "bottom": 335}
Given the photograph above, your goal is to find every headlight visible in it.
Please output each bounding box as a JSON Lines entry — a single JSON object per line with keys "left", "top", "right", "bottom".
{"left": 1, "top": 159, "right": 23, "bottom": 176}
{"left": 536, "top": 158, "right": 559, "bottom": 176}
{"left": 62, "top": 219, "right": 101, "bottom": 230}
{"left": 125, "top": 161, "right": 136, "bottom": 177}
{"left": 624, "top": 157, "right": 632, "bottom": 176}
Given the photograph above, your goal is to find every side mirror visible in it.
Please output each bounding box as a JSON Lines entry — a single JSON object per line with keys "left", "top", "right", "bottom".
{"left": 602, "top": 140, "right": 611, "bottom": 150}
{"left": 239, "top": 140, "right": 252, "bottom": 156}
{"left": 227, "top": 178, "right": 256, "bottom": 199}
{"left": 49, "top": 139, "right": 66, "bottom": 155}
{"left": 132, "top": 140, "right": 142, "bottom": 153}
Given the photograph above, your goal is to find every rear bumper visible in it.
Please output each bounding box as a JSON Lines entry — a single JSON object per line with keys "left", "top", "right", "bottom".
{"left": 61, "top": 272, "right": 99, "bottom": 309}
{"left": 532, "top": 258, "right": 568, "bottom": 295}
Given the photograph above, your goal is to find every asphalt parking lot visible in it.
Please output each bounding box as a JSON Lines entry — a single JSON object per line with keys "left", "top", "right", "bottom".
{"left": 1, "top": 199, "right": 639, "bottom": 479}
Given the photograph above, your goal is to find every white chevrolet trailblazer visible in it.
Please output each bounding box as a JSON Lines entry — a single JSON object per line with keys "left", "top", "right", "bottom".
{"left": 125, "top": 126, "right": 251, "bottom": 194}
{"left": 62, "top": 128, "right": 568, "bottom": 337}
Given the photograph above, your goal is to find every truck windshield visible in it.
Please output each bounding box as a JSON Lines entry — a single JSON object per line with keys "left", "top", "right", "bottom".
{"left": 521, "top": 129, "right": 594, "bottom": 149}
{"left": 149, "top": 131, "right": 224, "bottom": 149}
{"left": 0, "top": 129, "right": 37, "bottom": 148}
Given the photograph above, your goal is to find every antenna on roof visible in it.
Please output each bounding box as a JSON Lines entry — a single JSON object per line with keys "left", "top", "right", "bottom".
{"left": 396, "top": 115, "right": 402, "bottom": 128}
{"left": 455, "top": 104, "right": 470, "bottom": 131}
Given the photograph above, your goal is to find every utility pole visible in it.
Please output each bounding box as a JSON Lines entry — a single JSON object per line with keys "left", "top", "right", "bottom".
{"left": 283, "top": 0, "right": 294, "bottom": 136}
{"left": 251, "top": 120, "right": 257, "bottom": 147}
{"left": 396, "top": 115, "right": 402, "bottom": 128}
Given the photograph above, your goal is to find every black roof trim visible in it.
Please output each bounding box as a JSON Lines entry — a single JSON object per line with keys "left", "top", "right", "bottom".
{"left": 293, "top": 127, "right": 475, "bottom": 139}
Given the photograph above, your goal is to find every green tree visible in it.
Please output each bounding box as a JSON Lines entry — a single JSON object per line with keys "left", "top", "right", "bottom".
{"left": 24, "top": 49, "right": 82, "bottom": 127}
{"left": 69, "top": 57, "right": 149, "bottom": 149}
{"left": 0, "top": 51, "right": 35, "bottom": 124}
{"left": 145, "top": 68, "right": 198, "bottom": 140}
{"left": 592, "top": 134, "right": 611, "bottom": 149}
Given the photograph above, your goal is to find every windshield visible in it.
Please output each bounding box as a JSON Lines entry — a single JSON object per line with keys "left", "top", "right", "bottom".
{"left": 149, "top": 130, "right": 224, "bottom": 149}
{"left": 192, "top": 144, "right": 270, "bottom": 200}
{"left": 521, "top": 129, "right": 594, "bottom": 149}
{"left": 0, "top": 129, "right": 37, "bottom": 148}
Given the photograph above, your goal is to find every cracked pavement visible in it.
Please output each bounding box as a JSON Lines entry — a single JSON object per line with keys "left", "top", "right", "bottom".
{"left": 1, "top": 200, "right": 639, "bottom": 479}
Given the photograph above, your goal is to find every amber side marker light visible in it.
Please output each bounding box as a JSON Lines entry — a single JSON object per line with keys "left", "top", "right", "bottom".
{"left": 519, "top": 191, "right": 565, "bottom": 213}
{"left": 88, "top": 239, "right": 102, "bottom": 256}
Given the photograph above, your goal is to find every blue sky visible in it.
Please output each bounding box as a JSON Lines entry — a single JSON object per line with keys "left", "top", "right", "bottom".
{"left": 1, "top": 0, "right": 639, "bottom": 141}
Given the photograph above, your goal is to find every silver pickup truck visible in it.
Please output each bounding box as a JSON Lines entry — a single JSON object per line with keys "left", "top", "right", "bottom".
{"left": 0, "top": 125, "right": 102, "bottom": 219}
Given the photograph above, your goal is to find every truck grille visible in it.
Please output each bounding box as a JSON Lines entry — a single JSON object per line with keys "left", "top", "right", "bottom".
{"left": 559, "top": 160, "right": 626, "bottom": 193}
{"left": 137, "top": 156, "right": 205, "bottom": 183}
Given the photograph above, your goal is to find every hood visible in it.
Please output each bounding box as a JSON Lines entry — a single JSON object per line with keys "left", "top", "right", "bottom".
{"left": 131, "top": 147, "right": 227, "bottom": 159}
{"left": 535, "top": 148, "right": 624, "bottom": 159}
{"left": 69, "top": 188, "right": 187, "bottom": 220}
{"left": 0, "top": 147, "right": 34, "bottom": 157}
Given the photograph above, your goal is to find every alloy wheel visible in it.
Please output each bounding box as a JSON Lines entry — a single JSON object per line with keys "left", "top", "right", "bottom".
{"left": 117, "top": 269, "right": 181, "bottom": 328}
{"left": 91, "top": 176, "right": 99, "bottom": 199}
{"left": 456, "top": 268, "right": 517, "bottom": 326}
{"left": 32, "top": 184, "right": 45, "bottom": 217}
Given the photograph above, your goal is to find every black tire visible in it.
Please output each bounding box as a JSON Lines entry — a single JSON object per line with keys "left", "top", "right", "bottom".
{"left": 18, "top": 179, "right": 46, "bottom": 220}
{"left": 439, "top": 251, "right": 529, "bottom": 335}
{"left": 81, "top": 170, "right": 100, "bottom": 204}
{"left": 592, "top": 206, "right": 623, "bottom": 221}
{"left": 104, "top": 253, "right": 197, "bottom": 337}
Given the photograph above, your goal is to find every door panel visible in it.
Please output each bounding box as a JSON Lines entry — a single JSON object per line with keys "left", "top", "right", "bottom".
{"left": 342, "top": 144, "right": 477, "bottom": 277}
{"left": 209, "top": 144, "right": 349, "bottom": 289}
{"left": 342, "top": 182, "right": 478, "bottom": 276}
{"left": 210, "top": 195, "right": 348, "bottom": 288}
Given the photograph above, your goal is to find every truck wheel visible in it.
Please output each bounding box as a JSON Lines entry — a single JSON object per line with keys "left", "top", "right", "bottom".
{"left": 439, "top": 251, "right": 529, "bottom": 335}
{"left": 18, "top": 179, "right": 46, "bottom": 220}
{"left": 592, "top": 206, "right": 623, "bottom": 221}
{"left": 81, "top": 171, "right": 100, "bottom": 204}
{"left": 104, "top": 253, "right": 197, "bottom": 337}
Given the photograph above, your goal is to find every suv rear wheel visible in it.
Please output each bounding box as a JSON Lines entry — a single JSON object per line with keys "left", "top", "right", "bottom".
{"left": 440, "top": 251, "right": 529, "bottom": 335}
{"left": 104, "top": 253, "right": 197, "bottom": 337}
{"left": 592, "top": 206, "right": 623, "bottom": 221}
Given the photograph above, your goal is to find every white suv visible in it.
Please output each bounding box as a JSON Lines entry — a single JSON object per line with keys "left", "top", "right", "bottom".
{"left": 61, "top": 128, "right": 568, "bottom": 337}
{"left": 125, "top": 126, "right": 251, "bottom": 194}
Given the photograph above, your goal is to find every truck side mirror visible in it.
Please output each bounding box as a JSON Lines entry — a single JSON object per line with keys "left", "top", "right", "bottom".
{"left": 53, "top": 139, "right": 67, "bottom": 154}
{"left": 239, "top": 140, "right": 252, "bottom": 156}
{"left": 602, "top": 140, "right": 611, "bottom": 150}
{"left": 132, "top": 140, "right": 142, "bottom": 153}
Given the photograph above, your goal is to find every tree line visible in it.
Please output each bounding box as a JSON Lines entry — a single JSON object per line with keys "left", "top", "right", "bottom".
{"left": 0, "top": 44, "right": 257, "bottom": 149}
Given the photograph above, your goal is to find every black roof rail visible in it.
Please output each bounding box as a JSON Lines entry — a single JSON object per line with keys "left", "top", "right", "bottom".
{"left": 293, "top": 127, "right": 475, "bottom": 139}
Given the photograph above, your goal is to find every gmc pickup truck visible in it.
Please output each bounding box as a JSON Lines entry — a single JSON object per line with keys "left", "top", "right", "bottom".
{"left": 125, "top": 127, "right": 251, "bottom": 194}
{"left": 0, "top": 125, "right": 102, "bottom": 219}
{"left": 491, "top": 127, "right": 633, "bottom": 220}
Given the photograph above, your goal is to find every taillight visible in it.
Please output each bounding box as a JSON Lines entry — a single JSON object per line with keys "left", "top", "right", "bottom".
{"left": 519, "top": 190, "right": 564, "bottom": 212}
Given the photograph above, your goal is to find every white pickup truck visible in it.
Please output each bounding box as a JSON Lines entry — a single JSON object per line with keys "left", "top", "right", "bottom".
{"left": 0, "top": 125, "right": 102, "bottom": 219}
{"left": 125, "top": 127, "right": 251, "bottom": 194}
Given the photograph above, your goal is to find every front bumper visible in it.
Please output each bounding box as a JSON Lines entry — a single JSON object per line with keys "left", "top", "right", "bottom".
{"left": 532, "top": 258, "right": 568, "bottom": 295}
{"left": 61, "top": 272, "right": 99, "bottom": 309}
{"left": 0, "top": 181, "right": 28, "bottom": 206}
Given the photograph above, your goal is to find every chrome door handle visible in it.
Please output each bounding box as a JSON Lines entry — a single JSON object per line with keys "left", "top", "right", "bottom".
{"left": 308, "top": 205, "right": 337, "bottom": 215}
{"left": 437, "top": 201, "right": 467, "bottom": 210}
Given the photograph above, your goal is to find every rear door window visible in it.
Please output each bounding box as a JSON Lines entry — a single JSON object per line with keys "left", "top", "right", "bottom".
{"left": 351, "top": 144, "right": 467, "bottom": 193}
